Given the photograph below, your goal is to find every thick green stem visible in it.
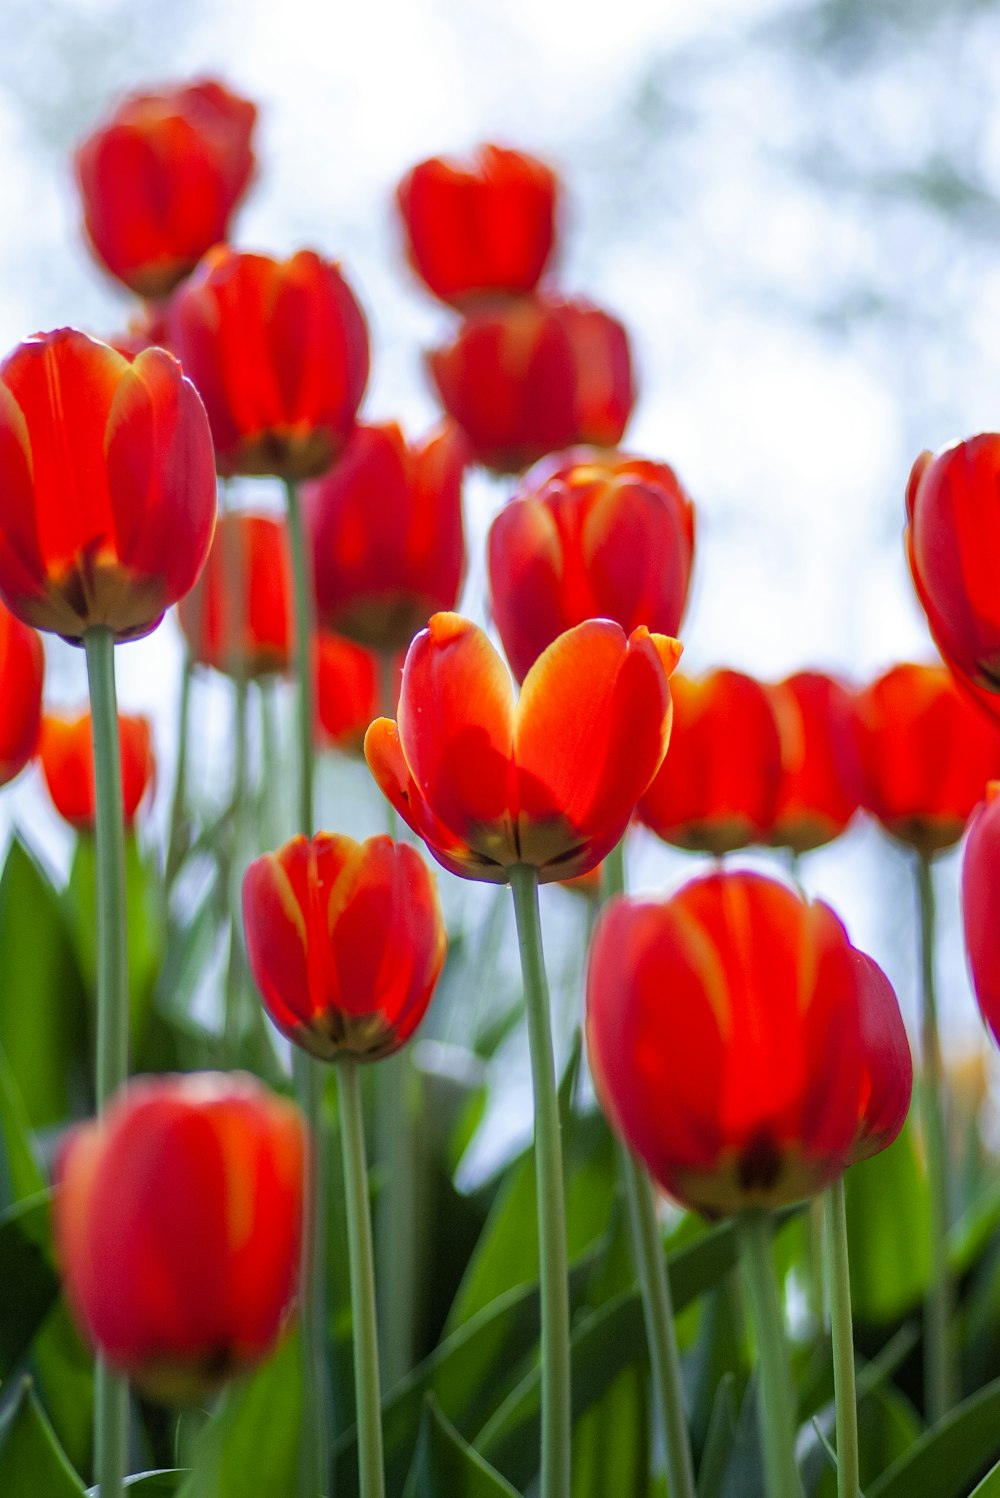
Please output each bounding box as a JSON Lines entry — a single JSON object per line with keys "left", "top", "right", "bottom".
{"left": 284, "top": 476, "right": 315, "bottom": 836}
{"left": 339, "top": 1058, "right": 386, "bottom": 1498}
{"left": 509, "top": 863, "right": 571, "bottom": 1498}
{"left": 824, "top": 1178, "right": 860, "bottom": 1498}
{"left": 165, "top": 651, "right": 193, "bottom": 887}
{"left": 293, "top": 1050, "right": 331, "bottom": 1498}
{"left": 84, "top": 627, "right": 130, "bottom": 1498}
{"left": 916, "top": 852, "right": 954, "bottom": 1422}
{"left": 736, "top": 1212, "right": 803, "bottom": 1498}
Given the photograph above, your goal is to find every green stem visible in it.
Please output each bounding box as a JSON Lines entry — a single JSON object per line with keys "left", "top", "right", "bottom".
{"left": 339, "top": 1057, "right": 386, "bottom": 1498}
{"left": 293, "top": 1050, "right": 331, "bottom": 1498}
{"left": 84, "top": 626, "right": 130, "bottom": 1498}
{"left": 222, "top": 678, "right": 249, "bottom": 1060}
{"left": 602, "top": 835, "right": 696, "bottom": 1498}
{"left": 824, "top": 1178, "right": 860, "bottom": 1498}
{"left": 284, "top": 476, "right": 315, "bottom": 836}
{"left": 736, "top": 1212, "right": 803, "bottom": 1498}
{"left": 165, "top": 651, "right": 193, "bottom": 887}
{"left": 509, "top": 863, "right": 571, "bottom": 1498}
{"left": 916, "top": 852, "right": 954, "bottom": 1422}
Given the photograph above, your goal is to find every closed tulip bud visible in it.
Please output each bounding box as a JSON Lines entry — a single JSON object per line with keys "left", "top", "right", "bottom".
{"left": 0, "top": 329, "right": 217, "bottom": 643}
{"left": 397, "top": 143, "right": 558, "bottom": 309}
{"left": 53, "top": 1072, "right": 305, "bottom": 1403}
{"left": 75, "top": 79, "right": 257, "bottom": 299}
{"left": 314, "top": 633, "right": 389, "bottom": 755}
{"left": 169, "top": 247, "right": 370, "bottom": 480}
{"left": 243, "top": 833, "right": 446, "bottom": 1062}
{"left": 962, "top": 784, "right": 1000, "bottom": 1049}
{"left": 586, "top": 872, "right": 909, "bottom": 1217}
{"left": 427, "top": 294, "right": 635, "bottom": 475}
{"left": 638, "top": 670, "right": 783, "bottom": 855}
{"left": 178, "top": 512, "right": 293, "bottom": 679}
{"left": 305, "top": 421, "right": 467, "bottom": 651}
{"left": 365, "top": 613, "right": 681, "bottom": 884}
{"left": 765, "top": 671, "right": 863, "bottom": 854}
{"left": 489, "top": 446, "right": 695, "bottom": 682}
{"left": 0, "top": 600, "right": 43, "bottom": 787}
{"left": 39, "top": 710, "right": 155, "bottom": 830}
{"left": 854, "top": 663, "right": 1000, "bottom": 856}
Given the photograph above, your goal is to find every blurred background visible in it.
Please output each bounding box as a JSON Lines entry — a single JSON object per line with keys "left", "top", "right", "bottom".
{"left": 1, "top": 0, "right": 996, "bottom": 1163}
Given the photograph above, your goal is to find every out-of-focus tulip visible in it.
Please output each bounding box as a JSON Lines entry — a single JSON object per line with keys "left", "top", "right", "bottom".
{"left": 427, "top": 293, "right": 634, "bottom": 475}
{"left": 305, "top": 422, "right": 467, "bottom": 651}
{"left": 765, "top": 671, "right": 863, "bottom": 854}
{"left": 365, "top": 612, "right": 680, "bottom": 884}
{"left": 962, "top": 784, "right": 1000, "bottom": 1048}
{"left": 243, "top": 833, "right": 446, "bottom": 1062}
{"left": 39, "top": 710, "right": 155, "bottom": 830}
{"left": 906, "top": 437, "right": 1000, "bottom": 713}
{"left": 854, "top": 663, "right": 1000, "bottom": 856}
{"left": 178, "top": 512, "right": 292, "bottom": 678}
{"left": 75, "top": 80, "right": 257, "bottom": 300}
{"left": 315, "top": 633, "right": 389, "bottom": 755}
{"left": 169, "top": 247, "right": 369, "bottom": 480}
{"left": 0, "top": 601, "right": 43, "bottom": 787}
{"left": 396, "top": 143, "right": 558, "bottom": 309}
{"left": 638, "top": 670, "right": 782, "bottom": 855}
{"left": 586, "top": 871, "right": 909, "bottom": 1217}
{"left": 488, "top": 446, "right": 695, "bottom": 682}
{"left": 54, "top": 1071, "right": 304, "bottom": 1403}
{"left": 0, "top": 329, "right": 216, "bottom": 644}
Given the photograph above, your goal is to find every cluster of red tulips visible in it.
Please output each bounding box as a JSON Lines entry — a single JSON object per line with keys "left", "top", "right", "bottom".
{"left": 1, "top": 71, "right": 1000, "bottom": 1498}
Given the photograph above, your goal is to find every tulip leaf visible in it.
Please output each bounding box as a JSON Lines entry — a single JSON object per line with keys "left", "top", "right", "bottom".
{"left": 0, "top": 1375, "right": 86, "bottom": 1496}
{"left": 868, "top": 1375, "right": 1000, "bottom": 1498}
{"left": 970, "top": 1458, "right": 1000, "bottom": 1497}
{"left": 0, "top": 1192, "right": 57, "bottom": 1376}
{"left": 0, "top": 1043, "right": 46, "bottom": 1208}
{"left": 88, "top": 1473, "right": 188, "bottom": 1494}
{"left": 697, "top": 1373, "right": 739, "bottom": 1498}
{"left": 402, "top": 1396, "right": 522, "bottom": 1497}
{"left": 570, "top": 1361, "right": 649, "bottom": 1498}
{"left": 846, "top": 1121, "right": 930, "bottom": 1323}
{"left": 0, "top": 837, "right": 89, "bottom": 1130}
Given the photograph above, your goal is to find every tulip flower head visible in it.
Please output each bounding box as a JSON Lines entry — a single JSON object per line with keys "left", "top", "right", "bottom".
{"left": 962, "top": 784, "right": 1000, "bottom": 1049}
{"left": 169, "top": 247, "right": 370, "bottom": 480}
{"left": 765, "top": 671, "right": 863, "bottom": 854}
{"left": 53, "top": 1071, "right": 305, "bottom": 1403}
{"left": 314, "top": 633, "right": 388, "bottom": 755}
{"left": 305, "top": 421, "right": 467, "bottom": 651}
{"left": 39, "top": 710, "right": 155, "bottom": 831}
{"left": 75, "top": 78, "right": 257, "bottom": 298}
{"left": 428, "top": 293, "right": 635, "bottom": 474}
{"left": 854, "top": 662, "right": 1000, "bottom": 856}
{"left": 243, "top": 833, "right": 446, "bottom": 1062}
{"left": 397, "top": 143, "right": 559, "bottom": 308}
{"left": 586, "top": 871, "right": 911, "bottom": 1217}
{"left": 365, "top": 613, "right": 681, "bottom": 884}
{"left": 638, "top": 669, "right": 783, "bottom": 855}
{"left": 0, "top": 329, "right": 217, "bottom": 644}
{"left": 178, "top": 511, "right": 293, "bottom": 678}
{"left": 489, "top": 446, "right": 695, "bottom": 682}
{"left": 0, "top": 600, "right": 43, "bottom": 787}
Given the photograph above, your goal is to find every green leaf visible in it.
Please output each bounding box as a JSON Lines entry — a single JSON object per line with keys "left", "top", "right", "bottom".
{"left": 697, "top": 1373, "right": 738, "bottom": 1498}
{"left": 846, "top": 1121, "right": 930, "bottom": 1323}
{"left": 868, "top": 1375, "right": 1000, "bottom": 1498}
{"left": 571, "top": 1362, "right": 649, "bottom": 1498}
{"left": 0, "top": 1376, "right": 86, "bottom": 1496}
{"left": 402, "top": 1397, "right": 522, "bottom": 1497}
{"left": 970, "top": 1457, "right": 1000, "bottom": 1497}
{"left": 0, "top": 838, "right": 89, "bottom": 1130}
{"left": 0, "top": 1192, "right": 57, "bottom": 1376}
{"left": 0, "top": 1042, "right": 46, "bottom": 1207}
{"left": 32, "top": 1300, "right": 94, "bottom": 1475}
{"left": 88, "top": 1473, "right": 188, "bottom": 1495}
{"left": 177, "top": 1331, "right": 302, "bottom": 1498}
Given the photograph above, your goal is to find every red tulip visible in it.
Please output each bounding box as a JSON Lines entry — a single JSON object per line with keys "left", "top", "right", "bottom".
{"left": 0, "top": 600, "right": 43, "bottom": 787}
{"left": 365, "top": 612, "right": 681, "bottom": 884}
{"left": 314, "top": 633, "right": 388, "bottom": 755}
{"left": 850, "top": 947, "right": 914, "bottom": 1164}
{"left": 854, "top": 663, "right": 1000, "bottom": 856}
{"left": 906, "top": 437, "right": 1000, "bottom": 714}
{"left": 427, "top": 293, "right": 635, "bottom": 475}
{"left": 586, "top": 872, "right": 909, "bottom": 1216}
{"left": 39, "top": 710, "right": 155, "bottom": 830}
{"left": 242, "top": 833, "right": 446, "bottom": 1062}
{"left": 178, "top": 512, "right": 292, "bottom": 678}
{"left": 54, "top": 1071, "right": 304, "bottom": 1403}
{"left": 0, "top": 329, "right": 216, "bottom": 643}
{"left": 305, "top": 421, "right": 467, "bottom": 650}
{"left": 765, "top": 671, "right": 863, "bottom": 854}
{"left": 396, "top": 143, "right": 558, "bottom": 308}
{"left": 638, "top": 670, "right": 783, "bottom": 855}
{"left": 169, "top": 247, "right": 369, "bottom": 480}
{"left": 962, "top": 784, "right": 1000, "bottom": 1049}
{"left": 75, "top": 79, "right": 256, "bottom": 299}
{"left": 489, "top": 446, "right": 695, "bottom": 682}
